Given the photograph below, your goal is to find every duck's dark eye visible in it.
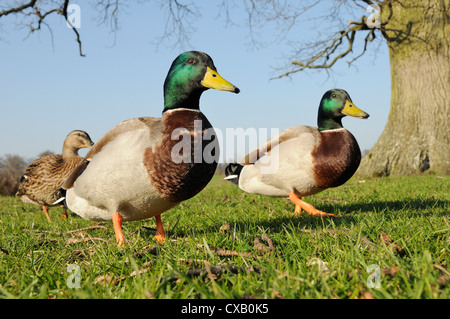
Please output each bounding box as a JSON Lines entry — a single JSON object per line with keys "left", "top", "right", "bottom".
{"left": 331, "top": 94, "right": 336, "bottom": 98}
{"left": 212, "top": 74, "right": 217, "bottom": 78}
{"left": 186, "top": 58, "right": 195, "bottom": 65}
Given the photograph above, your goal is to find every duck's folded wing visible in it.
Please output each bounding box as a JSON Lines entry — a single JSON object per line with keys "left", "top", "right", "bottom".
{"left": 62, "top": 117, "right": 163, "bottom": 189}
{"left": 238, "top": 126, "right": 317, "bottom": 165}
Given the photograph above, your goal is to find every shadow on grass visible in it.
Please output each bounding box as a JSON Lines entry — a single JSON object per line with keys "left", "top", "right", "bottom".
{"left": 307, "top": 196, "right": 443, "bottom": 216}
{"left": 65, "top": 195, "right": 447, "bottom": 242}
{"left": 147, "top": 197, "right": 449, "bottom": 239}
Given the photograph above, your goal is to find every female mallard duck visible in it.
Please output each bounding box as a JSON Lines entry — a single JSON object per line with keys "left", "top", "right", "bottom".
{"left": 16, "top": 130, "right": 94, "bottom": 222}
{"left": 60, "top": 51, "right": 239, "bottom": 247}
{"left": 225, "top": 89, "right": 369, "bottom": 217}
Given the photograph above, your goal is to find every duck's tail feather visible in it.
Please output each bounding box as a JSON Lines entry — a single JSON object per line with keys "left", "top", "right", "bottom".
{"left": 52, "top": 188, "right": 67, "bottom": 207}
{"left": 224, "top": 163, "right": 243, "bottom": 186}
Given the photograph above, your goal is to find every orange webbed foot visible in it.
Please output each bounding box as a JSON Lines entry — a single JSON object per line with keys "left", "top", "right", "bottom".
{"left": 153, "top": 214, "right": 166, "bottom": 243}
{"left": 59, "top": 206, "right": 69, "bottom": 220}
{"left": 289, "top": 192, "right": 340, "bottom": 218}
{"left": 293, "top": 204, "right": 302, "bottom": 215}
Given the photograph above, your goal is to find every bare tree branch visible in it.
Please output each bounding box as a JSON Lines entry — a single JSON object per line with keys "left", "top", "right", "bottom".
{"left": 272, "top": 25, "right": 362, "bottom": 79}
{"left": 265, "top": 1, "right": 387, "bottom": 79}
{"left": 61, "top": 0, "right": 85, "bottom": 56}
{"left": 0, "top": 0, "right": 37, "bottom": 18}
{"left": 0, "top": 0, "right": 86, "bottom": 56}
{"left": 151, "top": 0, "right": 200, "bottom": 50}
{"left": 0, "top": 0, "right": 410, "bottom": 71}
{"left": 93, "top": 0, "right": 122, "bottom": 33}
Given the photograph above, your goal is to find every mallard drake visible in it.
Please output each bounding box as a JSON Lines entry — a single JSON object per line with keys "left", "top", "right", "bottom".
{"left": 16, "top": 130, "right": 94, "bottom": 222}
{"left": 225, "top": 89, "right": 369, "bottom": 217}
{"left": 60, "top": 51, "right": 239, "bottom": 247}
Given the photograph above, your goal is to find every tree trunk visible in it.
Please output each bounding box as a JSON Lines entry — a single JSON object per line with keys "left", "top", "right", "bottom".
{"left": 357, "top": 0, "right": 450, "bottom": 177}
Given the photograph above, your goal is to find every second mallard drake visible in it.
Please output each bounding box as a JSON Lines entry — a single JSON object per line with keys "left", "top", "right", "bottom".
{"left": 225, "top": 89, "right": 369, "bottom": 217}
{"left": 61, "top": 51, "right": 239, "bottom": 247}
{"left": 16, "top": 130, "right": 94, "bottom": 222}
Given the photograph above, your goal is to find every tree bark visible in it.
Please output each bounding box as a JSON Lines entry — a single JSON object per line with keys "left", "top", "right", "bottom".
{"left": 357, "top": 0, "right": 450, "bottom": 176}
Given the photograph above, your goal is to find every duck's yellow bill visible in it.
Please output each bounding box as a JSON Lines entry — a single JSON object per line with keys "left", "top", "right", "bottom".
{"left": 201, "top": 67, "right": 240, "bottom": 93}
{"left": 341, "top": 100, "right": 370, "bottom": 119}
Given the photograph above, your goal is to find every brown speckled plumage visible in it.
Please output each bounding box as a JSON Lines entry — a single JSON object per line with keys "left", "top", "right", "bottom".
{"left": 16, "top": 130, "right": 94, "bottom": 220}
{"left": 17, "top": 155, "right": 84, "bottom": 205}
{"left": 144, "top": 110, "right": 218, "bottom": 202}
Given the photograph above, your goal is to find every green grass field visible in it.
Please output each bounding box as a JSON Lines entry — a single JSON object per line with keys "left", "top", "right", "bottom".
{"left": 0, "top": 175, "right": 448, "bottom": 299}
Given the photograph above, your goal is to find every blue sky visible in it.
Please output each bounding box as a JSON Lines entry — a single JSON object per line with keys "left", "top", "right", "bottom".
{"left": 0, "top": 1, "right": 391, "bottom": 162}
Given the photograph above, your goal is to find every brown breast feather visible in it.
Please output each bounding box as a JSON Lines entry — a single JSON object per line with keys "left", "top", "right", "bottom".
{"left": 311, "top": 129, "right": 361, "bottom": 188}
{"left": 143, "top": 110, "right": 218, "bottom": 203}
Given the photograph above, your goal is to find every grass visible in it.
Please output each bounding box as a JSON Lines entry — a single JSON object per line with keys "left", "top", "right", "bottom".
{"left": 0, "top": 174, "right": 448, "bottom": 299}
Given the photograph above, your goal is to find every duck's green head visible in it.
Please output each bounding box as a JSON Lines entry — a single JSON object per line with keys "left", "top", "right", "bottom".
{"left": 163, "top": 51, "right": 240, "bottom": 112}
{"left": 317, "top": 89, "right": 369, "bottom": 131}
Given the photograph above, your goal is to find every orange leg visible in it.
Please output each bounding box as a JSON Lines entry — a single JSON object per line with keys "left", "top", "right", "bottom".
{"left": 153, "top": 214, "right": 166, "bottom": 243}
{"left": 112, "top": 212, "right": 126, "bottom": 248}
{"left": 60, "top": 206, "right": 69, "bottom": 219}
{"left": 288, "top": 192, "right": 339, "bottom": 218}
{"left": 42, "top": 205, "right": 52, "bottom": 223}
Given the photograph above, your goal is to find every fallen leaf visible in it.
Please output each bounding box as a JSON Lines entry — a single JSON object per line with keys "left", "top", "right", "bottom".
{"left": 383, "top": 266, "right": 399, "bottom": 277}
{"left": 129, "top": 268, "right": 149, "bottom": 277}
{"left": 253, "top": 237, "right": 270, "bottom": 254}
{"left": 361, "top": 291, "right": 375, "bottom": 299}
{"left": 219, "top": 223, "right": 231, "bottom": 233}
{"left": 94, "top": 274, "right": 113, "bottom": 285}
{"left": 253, "top": 234, "right": 276, "bottom": 255}
{"left": 379, "top": 232, "right": 405, "bottom": 257}
{"left": 433, "top": 264, "right": 450, "bottom": 286}
{"left": 261, "top": 234, "right": 275, "bottom": 251}
{"left": 197, "top": 244, "right": 257, "bottom": 259}
{"left": 437, "top": 275, "right": 450, "bottom": 286}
